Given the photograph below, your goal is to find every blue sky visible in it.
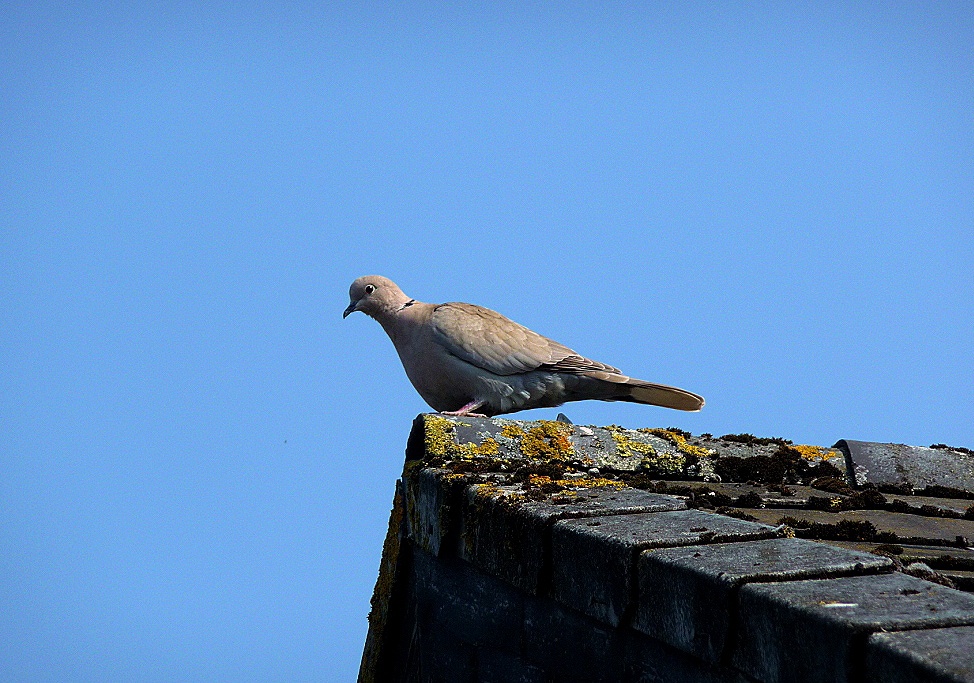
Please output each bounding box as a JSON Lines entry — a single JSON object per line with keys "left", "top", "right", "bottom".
{"left": 2, "top": 2, "right": 972, "bottom": 681}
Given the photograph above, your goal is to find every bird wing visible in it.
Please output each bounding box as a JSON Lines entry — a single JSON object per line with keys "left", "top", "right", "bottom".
{"left": 429, "top": 302, "right": 603, "bottom": 376}
{"left": 540, "top": 354, "right": 623, "bottom": 376}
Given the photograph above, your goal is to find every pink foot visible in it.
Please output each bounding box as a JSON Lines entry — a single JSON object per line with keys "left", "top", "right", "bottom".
{"left": 440, "top": 400, "right": 486, "bottom": 418}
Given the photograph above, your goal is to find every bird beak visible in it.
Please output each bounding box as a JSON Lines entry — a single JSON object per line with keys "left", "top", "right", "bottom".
{"left": 343, "top": 300, "right": 358, "bottom": 319}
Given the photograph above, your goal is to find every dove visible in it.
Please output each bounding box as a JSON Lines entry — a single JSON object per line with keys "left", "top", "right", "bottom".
{"left": 343, "top": 275, "right": 705, "bottom": 417}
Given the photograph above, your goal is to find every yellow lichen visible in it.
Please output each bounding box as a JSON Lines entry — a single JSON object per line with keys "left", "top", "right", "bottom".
{"left": 793, "top": 444, "right": 841, "bottom": 461}
{"left": 475, "top": 437, "right": 500, "bottom": 456}
{"left": 497, "top": 491, "right": 528, "bottom": 507}
{"left": 606, "top": 425, "right": 656, "bottom": 458}
{"left": 422, "top": 415, "right": 501, "bottom": 460}
{"left": 525, "top": 473, "right": 626, "bottom": 492}
{"left": 640, "top": 428, "right": 714, "bottom": 459}
{"left": 609, "top": 431, "right": 656, "bottom": 458}
{"left": 522, "top": 421, "right": 574, "bottom": 459}
{"left": 473, "top": 481, "right": 500, "bottom": 498}
{"left": 573, "top": 477, "right": 627, "bottom": 490}
{"left": 606, "top": 425, "right": 685, "bottom": 474}
{"left": 500, "top": 420, "right": 574, "bottom": 460}
{"left": 452, "top": 437, "right": 501, "bottom": 459}
{"left": 424, "top": 414, "right": 457, "bottom": 457}
{"left": 500, "top": 424, "right": 526, "bottom": 440}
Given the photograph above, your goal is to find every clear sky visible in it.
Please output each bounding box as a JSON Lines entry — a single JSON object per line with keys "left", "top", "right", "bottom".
{"left": 2, "top": 2, "right": 972, "bottom": 681}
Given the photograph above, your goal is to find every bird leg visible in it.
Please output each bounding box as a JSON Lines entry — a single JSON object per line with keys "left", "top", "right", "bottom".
{"left": 440, "top": 400, "right": 487, "bottom": 418}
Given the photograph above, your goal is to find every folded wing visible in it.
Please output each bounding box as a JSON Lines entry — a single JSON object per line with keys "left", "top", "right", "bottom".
{"left": 429, "top": 302, "right": 579, "bottom": 376}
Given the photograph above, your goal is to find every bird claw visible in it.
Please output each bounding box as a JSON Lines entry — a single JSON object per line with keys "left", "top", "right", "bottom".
{"left": 439, "top": 400, "right": 487, "bottom": 418}
{"left": 439, "top": 410, "right": 488, "bottom": 418}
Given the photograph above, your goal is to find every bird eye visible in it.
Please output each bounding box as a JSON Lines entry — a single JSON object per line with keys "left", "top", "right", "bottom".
{"left": 365, "top": 284, "right": 376, "bottom": 295}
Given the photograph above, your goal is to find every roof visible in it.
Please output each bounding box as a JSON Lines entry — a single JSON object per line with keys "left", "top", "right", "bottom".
{"left": 360, "top": 414, "right": 974, "bottom": 683}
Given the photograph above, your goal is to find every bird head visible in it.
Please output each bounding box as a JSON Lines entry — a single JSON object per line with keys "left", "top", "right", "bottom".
{"left": 343, "top": 275, "right": 410, "bottom": 320}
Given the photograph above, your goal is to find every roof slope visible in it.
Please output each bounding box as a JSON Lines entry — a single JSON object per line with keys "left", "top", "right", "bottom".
{"left": 360, "top": 415, "right": 974, "bottom": 683}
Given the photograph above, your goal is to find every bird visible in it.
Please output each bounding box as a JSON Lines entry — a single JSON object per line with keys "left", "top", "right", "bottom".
{"left": 343, "top": 275, "right": 704, "bottom": 417}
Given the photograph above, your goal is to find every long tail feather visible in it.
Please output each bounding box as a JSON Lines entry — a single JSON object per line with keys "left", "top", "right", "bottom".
{"left": 621, "top": 379, "right": 705, "bottom": 411}
{"left": 576, "top": 371, "right": 705, "bottom": 411}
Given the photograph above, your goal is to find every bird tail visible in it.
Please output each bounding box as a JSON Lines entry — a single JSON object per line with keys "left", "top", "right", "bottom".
{"left": 619, "top": 379, "right": 705, "bottom": 411}
{"left": 579, "top": 371, "right": 705, "bottom": 411}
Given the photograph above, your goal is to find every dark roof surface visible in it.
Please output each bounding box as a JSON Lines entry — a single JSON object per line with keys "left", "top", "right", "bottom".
{"left": 360, "top": 415, "right": 974, "bottom": 683}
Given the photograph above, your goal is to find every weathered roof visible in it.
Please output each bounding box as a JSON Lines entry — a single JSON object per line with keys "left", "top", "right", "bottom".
{"left": 360, "top": 414, "right": 974, "bottom": 683}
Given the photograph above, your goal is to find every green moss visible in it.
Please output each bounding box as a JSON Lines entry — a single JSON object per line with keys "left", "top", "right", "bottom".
{"left": 719, "top": 433, "right": 793, "bottom": 446}
{"left": 360, "top": 487, "right": 406, "bottom": 683}
{"left": 402, "top": 459, "right": 425, "bottom": 477}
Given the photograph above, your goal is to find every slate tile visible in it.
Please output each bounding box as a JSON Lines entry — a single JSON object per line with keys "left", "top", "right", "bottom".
{"left": 622, "top": 629, "right": 756, "bottom": 683}
{"left": 476, "top": 648, "right": 548, "bottom": 683}
{"left": 404, "top": 467, "right": 465, "bottom": 556}
{"left": 521, "top": 597, "right": 626, "bottom": 683}
{"left": 734, "top": 572, "right": 974, "bottom": 683}
{"left": 635, "top": 538, "right": 893, "bottom": 663}
{"left": 736, "top": 507, "right": 974, "bottom": 546}
{"left": 865, "top": 626, "right": 974, "bottom": 683}
{"left": 460, "top": 483, "right": 683, "bottom": 593}
{"left": 837, "top": 439, "right": 974, "bottom": 493}
{"left": 410, "top": 547, "right": 525, "bottom": 651}
{"left": 551, "top": 509, "right": 779, "bottom": 626}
